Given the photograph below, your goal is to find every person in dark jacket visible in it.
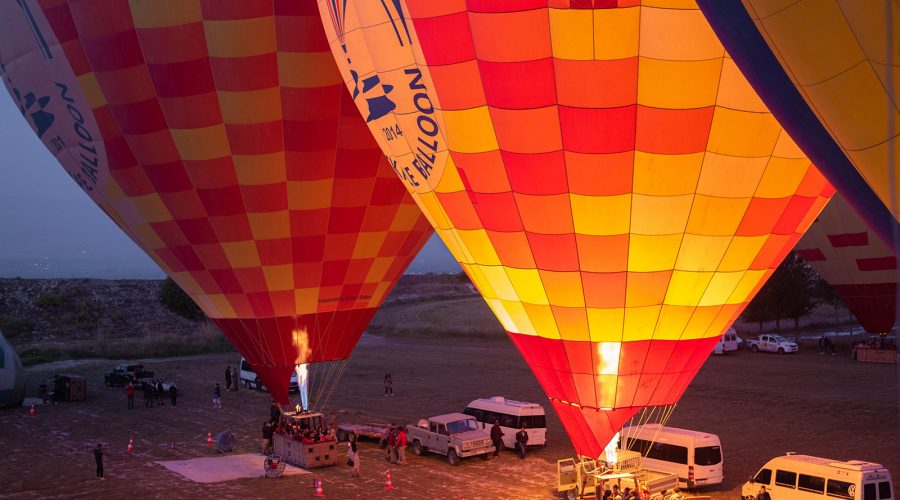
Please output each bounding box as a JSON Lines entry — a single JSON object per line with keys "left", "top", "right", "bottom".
{"left": 126, "top": 382, "right": 135, "bottom": 410}
{"left": 270, "top": 400, "right": 282, "bottom": 423}
{"left": 143, "top": 382, "right": 153, "bottom": 408}
{"left": 756, "top": 486, "right": 771, "bottom": 500}
{"left": 261, "top": 420, "right": 274, "bottom": 455}
{"left": 169, "top": 384, "right": 178, "bottom": 406}
{"left": 225, "top": 366, "right": 232, "bottom": 390}
{"left": 515, "top": 426, "right": 529, "bottom": 459}
{"left": 156, "top": 380, "right": 165, "bottom": 405}
{"left": 93, "top": 443, "right": 104, "bottom": 479}
{"left": 490, "top": 420, "right": 504, "bottom": 456}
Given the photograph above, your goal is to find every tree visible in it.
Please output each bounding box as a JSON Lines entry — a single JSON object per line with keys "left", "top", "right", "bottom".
{"left": 768, "top": 251, "right": 820, "bottom": 330}
{"left": 159, "top": 278, "right": 204, "bottom": 321}
{"left": 741, "top": 284, "right": 775, "bottom": 334}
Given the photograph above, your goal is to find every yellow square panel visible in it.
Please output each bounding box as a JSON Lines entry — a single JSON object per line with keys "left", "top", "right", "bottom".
{"left": 278, "top": 52, "right": 343, "bottom": 88}
{"left": 587, "top": 308, "right": 625, "bottom": 343}
{"left": 630, "top": 194, "right": 693, "bottom": 235}
{"left": 664, "top": 270, "right": 714, "bottom": 306}
{"left": 524, "top": 303, "right": 561, "bottom": 339}
{"left": 699, "top": 271, "right": 745, "bottom": 307}
{"left": 696, "top": 153, "right": 767, "bottom": 198}
{"left": 368, "top": 282, "right": 391, "bottom": 307}
{"left": 222, "top": 241, "right": 262, "bottom": 268}
{"left": 130, "top": 193, "right": 172, "bottom": 223}
{"left": 263, "top": 264, "right": 293, "bottom": 291}
{"left": 436, "top": 228, "right": 465, "bottom": 258}
{"left": 632, "top": 152, "right": 703, "bottom": 196}
{"left": 716, "top": 58, "right": 767, "bottom": 112}
{"left": 456, "top": 229, "right": 501, "bottom": 266}
{"left": 130, "top": 0, "right": 201, "bottom": 28}
{"left": 637, "top": 58, "right": 721, "bottom": 109}
{"left": 507, "top": 267, "right": 550, "bottom": 305}
{"left": 389, "top": 205, "right": 424, "bottom": 232}
{"left": 655, "top": 305, "right": 693, "bottom": 340}
{"left": 638, "top": 7, "right": 723, "bottom": 61}
{"left": 622, "top": 305, "right": 661, "bottom": 342}
{"left": 594, "top": 7, "right": 640, "bottom": 60}
{"left": 294, "top": 288, "right": 319, "bottom": 312}
{"left": 485, "top": 298, "right": 519, "bottom": 334}
{"left": 727, "top": 269, "right": 768, "bottom": 304}
{"left": 248, "top": 212, "right": 289, "bottom": 240}
{"left": 209, "top": 294, "right": 236, "bottom": 318}
{"left": 479, "top": 265, "right": 518, "bottom": 301}
{"left": 132, "top": 224, "right": 165, "bottom": 250}
{"left": 443, "top": 107, "right": 499, "bottom": 153}
{"left": 718, "top": 236, "right": 768, "bottom": 272}
{"left": 435, "top": 158, "right": 465, "bottom": 194}
{"left": 416, "top": 191, "right": 453, "bottom": 230}
{"left": 76, "top": 73, "right": 107, "bottom": 108}
{"left": 539, "top": 271, "right": 585, "bottom": 308}
{"left": 460, "top": 263, "right": 491, "bottom": 297}
{"left": 685, "top": 195, "right": 750, "bottom": 236}
{"left": 218, "top": 88, "right": 282, "bottom": 125}
{"left": 683, "top": 306, "right": 719, "bottom": 339}
{"left": 170, "top": 124, "right": 230, "bottom": 161}
{"left": 707, "top": 108, "right": 782, "bottom": 157}
{"left": 628, "top": 234, "right": 682, "bottom": 272}
{"left": 675, "top": 234, "right": 732, "bottom": 272}
{"left": 352, "top": 232, "right": 388, "bottom": 260}
{"left": 204, "top": 17, "right": 276, "bottom": 58}
{"left": 571, "top": 194, "right": 631, "bottom": 235}
{"left": 549, "top": 9, "right": 593, "bottom": 60}
{"left": 755, "top": 158, "right": 809, "bottom": 198}
{"left": 498, "top": 298, "right": 537, "bottom": 336}
{"left": 192, "top": 294, "right": 217, "bottom": 317}
{"left": 234, "top": 151, "right": 287, "bottom": 185}
{"left": 364, "top": 257, "right": 392, "bottom": 283}
{"left": 770, "top": 129, "right": 807, "bottom": 159}
{"left": 287, "top": 180, "right": 333, "bottom": 210}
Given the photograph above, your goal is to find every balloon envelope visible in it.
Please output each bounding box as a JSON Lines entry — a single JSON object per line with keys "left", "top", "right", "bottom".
{"left": 0, "top": 0, "right": 432, "bottom": 403}
{"left": 697, "top": 0, "right": 900, "bottom": 252}
{"left": 0, "top": 330, "right": 25, "bottom": 408}
{"left": 795, "top": 193, "right": 896, "bottom": 334}
{"left": 319, "top": 0, "right": 833, "bottom": 456}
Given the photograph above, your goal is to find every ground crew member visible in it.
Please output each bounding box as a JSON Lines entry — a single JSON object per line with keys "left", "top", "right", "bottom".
{"left": 515, "top": 426, "right": 528, "bottom": 459}
{"left": 490, "top": 420, "right": 504, "bottom": 456}
{"left": 126, "top": 382, "right": 135, "bottom": 410}
{"left": 93, "top": 443, "right": 104, "bottom": 480}
{"left": 395, "top": 426, "right": 408, "bottom": 465}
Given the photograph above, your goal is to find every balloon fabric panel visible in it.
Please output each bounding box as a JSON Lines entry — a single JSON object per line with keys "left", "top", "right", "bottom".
{"left": 319, "top": 0, "right": 833, "bottom": 457}
{"left": 0, "top": 0, "right": 432, "bottom": 403}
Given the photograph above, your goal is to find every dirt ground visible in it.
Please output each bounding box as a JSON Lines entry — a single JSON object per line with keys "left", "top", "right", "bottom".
{"left": 1, "top": 297, "right": 897, "bottom": 499}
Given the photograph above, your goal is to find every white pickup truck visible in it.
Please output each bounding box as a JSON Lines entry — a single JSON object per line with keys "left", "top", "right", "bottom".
{"left": 746, "top": 334, "right": 799, "bottom": 354}
{"left": 407, "top": 413, "right": 495, "bottom": 465}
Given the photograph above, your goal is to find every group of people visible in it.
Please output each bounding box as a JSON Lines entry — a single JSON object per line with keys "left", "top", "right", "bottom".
{"left": 383, "top": 424, "right": 408, "bottom": 465}
{"left": 601, "top": 484, "right": 685, "bottom": 500}
{"left": 224, "top": 366, "right": 240, "bottom": 391}
{"left": 126, "top": 380, "right": 176, "bottom": 409}
{"left": 818, "top": 335, "right": 836, "bottom": 355}
{"left": 490, "top": 420, "right": 530, "bottom": 459}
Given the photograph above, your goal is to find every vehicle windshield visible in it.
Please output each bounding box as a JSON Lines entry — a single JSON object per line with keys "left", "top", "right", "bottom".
{"left": 772, "top": 336, "right": 790, "bottom": 343}
{"left": 447, "top": 419, "right": 478, "bottom": 434}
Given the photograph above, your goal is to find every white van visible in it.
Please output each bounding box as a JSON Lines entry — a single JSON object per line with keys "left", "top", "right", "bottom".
{"left": 713, "top": 328, "right": 742, "bottom": 354}
{"left": 239, "top": 358, "right": 298, "bottom": 392}
{"left": 462, "top": 396, "right": 547, "bottom": 449}
{"left": 620, "top": 424, "right": 723, "bottom": 488}
{"left": 742, "top": 454, "right": 894, "bottom": 500}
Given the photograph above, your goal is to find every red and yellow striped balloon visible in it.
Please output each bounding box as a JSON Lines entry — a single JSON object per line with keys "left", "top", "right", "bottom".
{"left": 0, "top": 0, "right": 432, "bottom": 402}
{"left": 319, "top": 0, "right": 832, "bottom": 456}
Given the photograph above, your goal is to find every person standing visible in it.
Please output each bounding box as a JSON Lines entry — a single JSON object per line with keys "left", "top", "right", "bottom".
{"left": 213, "top": 383, "right": 222, "bottom": 409}
{"left": 93, "top": 443, "right": 104, "bottom": 480}
{"left": 270, "top": 401, "right": 282, "bottom": 423}
{"left": 169, "top": 383, "right": 178, "bottom": 406}
{"left": 490, "top": 419, "right": 504, "bottom": 456}
{"left": 143, "top": 382, "right": 153, "bottom": 408}
{"left": 383, "top": 373, "right": 393, "bottom": 397}
{"left": 756, "top": 486, "right": 771, "bottom": 500}
{"left": 395, "top": 426, "right": 408, "bottom": 465}
{"left": 126, "top": 382, "right": 135, "bottom": 410}
{"left": 515, "top": 426, "right": 529, "bottom": 459}
{"left": 261, "top": 420, "right": 274, "bottom": 455}
{"left": 385, "top": 425, "right": 397, "bottom": 463}
{"left": 156, "top": 380, "right": 165, "bottom": 406}
{"left": 225, "top": 366, "right": 232, "bottom": 390}
{"left": 349, "top": 438, "right": 360, "bottom": 478}
{"left": 232, "top": 367, "right": 239, "bottom": 392}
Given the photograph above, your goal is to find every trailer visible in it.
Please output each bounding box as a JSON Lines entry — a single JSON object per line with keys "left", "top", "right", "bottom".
{"left": 335, "top": 422, "right": 392, "bottom": 447}
{"left": 272, "top": 411, "right": 339, "bottom": 469}
{"left": 557, "top": 450, "right": 678, "bottom": 499}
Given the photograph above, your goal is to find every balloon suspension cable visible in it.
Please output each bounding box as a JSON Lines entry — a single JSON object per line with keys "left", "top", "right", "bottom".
{"left": 620, "top": 404, "right": 677, "bottom": 456}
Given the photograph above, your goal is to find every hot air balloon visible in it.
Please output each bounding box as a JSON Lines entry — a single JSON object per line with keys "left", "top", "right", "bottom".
{"left": 0, "top": 330, "right": 25, "bottom": 408}
{"left": 317, "top": 1, "right": 833, "bottom": 457}
{"left": 0, "top": 0, "right": 432, "bottom": 405}
{"left": 795, "top": 193, "right": 896, "bottom": 334}
{"left": 697, "top": 0, "right": 900, "bottom": 252}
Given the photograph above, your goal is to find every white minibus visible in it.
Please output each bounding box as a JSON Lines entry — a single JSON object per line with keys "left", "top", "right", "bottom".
{"left": 742, "top": 454, "right": 893, "bottom": 500}
{"left": 713, "top": 328, "right": 742, "bottom": 354}
{"left": 239, "top": 357, "right": 298, "bottom": 392}
{"left": 462, "top": 396, "right": 547, "bottom": 449}
{"left": 620, "top": 424, "right": 723, "bottom": 489}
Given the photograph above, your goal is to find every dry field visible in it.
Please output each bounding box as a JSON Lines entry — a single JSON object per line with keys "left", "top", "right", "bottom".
{"left": 0, "top": 297, "right": 897, "bottom": 499}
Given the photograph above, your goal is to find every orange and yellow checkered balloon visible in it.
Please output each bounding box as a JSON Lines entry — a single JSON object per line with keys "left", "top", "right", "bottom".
{"left": 319, "top": 0, "right": 832, "bottom": 456}
{"left": 0, "top": 0, "right": 431, "bottom": 403}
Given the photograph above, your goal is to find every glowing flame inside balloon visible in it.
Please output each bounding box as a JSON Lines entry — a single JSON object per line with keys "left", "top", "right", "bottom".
{"left": 296, "top": 364, "right": 309, "bottom": 413}
{"left": 292, "top": 329, "right": 311, "bottom": 412}
{"left": 605, "top": 431, "right": 620, "bottom": 467}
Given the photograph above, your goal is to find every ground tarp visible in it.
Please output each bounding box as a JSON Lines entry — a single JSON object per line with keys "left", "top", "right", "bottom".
{"left": 155, "top": 453, "right": 309, "bottom": 483}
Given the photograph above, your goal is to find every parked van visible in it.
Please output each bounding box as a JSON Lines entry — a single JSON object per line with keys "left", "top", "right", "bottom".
{"left": 713, "top": 328, "right": 742, "bottom": 354}
{"left": 462, "top": 396, "right": 547, "bottom": 449}
{"left": 741, "top": 454, "right": 893, "bottom": 500}
{"left": 620, "top": 424, "right": 723, "bottom": 488}
{"left": 239, "top": 358, "right": 298, "bottom": 392}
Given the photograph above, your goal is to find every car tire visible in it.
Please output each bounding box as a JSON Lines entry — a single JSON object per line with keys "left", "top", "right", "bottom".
{"left": 378, "top": 437, "right": 387, "bottom": 449}
{"left": 565, "top": 490, "right": 577, "bottom": 500}
{"left": 480, "top": 453, "right": 490, "bottom": 461}
{"left": 413, "top": 440, "right": 426, "bottom": 456}
{"left": 751, "top": 345, "right": 759, "bottom": 352}
{"left": 778, "top": 348, "right": 785, "bottom": 354}
{"left": 104, "top": 378, "right": 111, "bottom": 387}
{"left": 447, "top": 449, "right": 459, "bottom": 466}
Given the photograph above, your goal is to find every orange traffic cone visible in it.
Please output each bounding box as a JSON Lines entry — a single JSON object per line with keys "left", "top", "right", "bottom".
{"left": 28, "top": 404, "right": 37, "bottom": 417}
{"left": 384, "top": 469, "right": 395, "bottom": 490}
{"left": 207, "top": 431, "right": 213, "bottom": 447}
{"left": 313, "top": 478, "right": 325, "bottom": 497}
{"left": 127, "top": 436, "right": 134, "bottom": 453}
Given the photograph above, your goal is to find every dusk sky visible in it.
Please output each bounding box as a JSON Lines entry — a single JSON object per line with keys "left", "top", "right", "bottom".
{"left": 0, "top": 93, "right": 459, "bottom": 279}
